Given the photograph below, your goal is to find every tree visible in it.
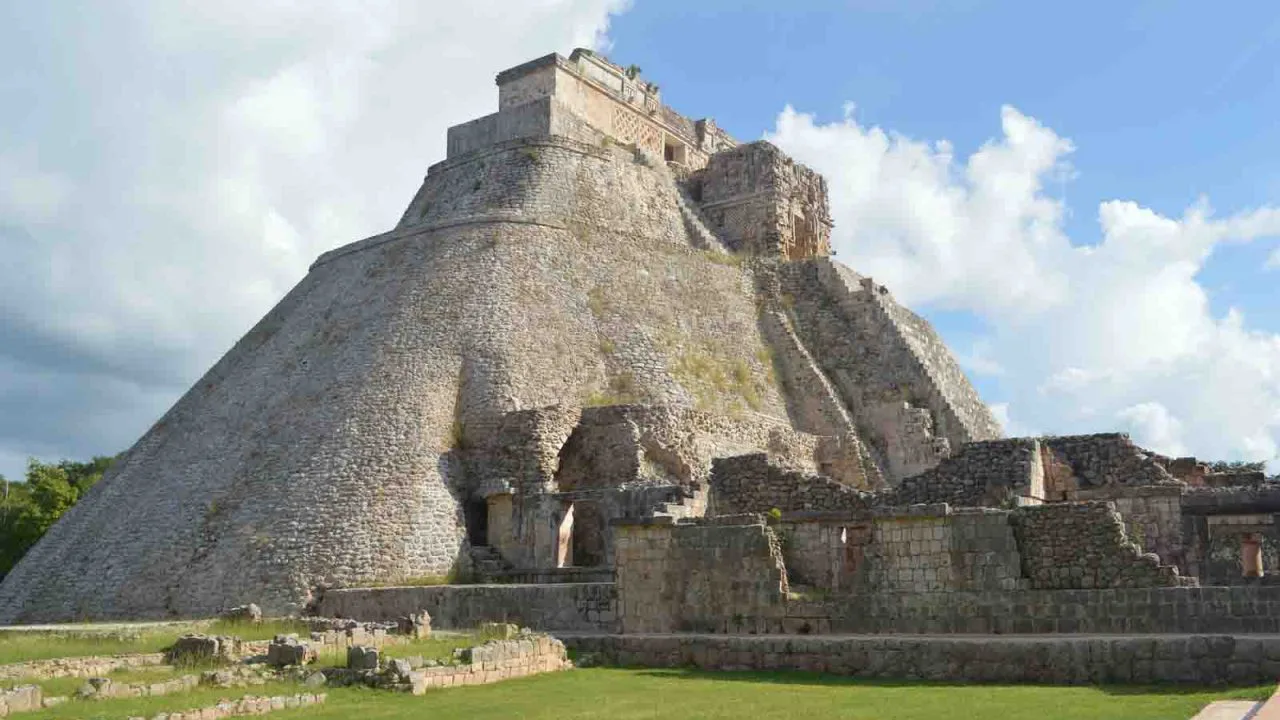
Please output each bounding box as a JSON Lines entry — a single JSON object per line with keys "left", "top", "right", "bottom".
{"left": 1207, "top": 460, "right": 1268, "bottom": 474}
{"left": 0, "top": 455, "right": 117, "bottom": 579}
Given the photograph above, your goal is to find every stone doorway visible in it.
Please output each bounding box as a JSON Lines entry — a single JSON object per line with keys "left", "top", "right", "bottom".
{"left": 464, "top": 498, "right": 489, "bottom": 547}
{"left": 556, "top": 503, "right": 575, "bottom": 568}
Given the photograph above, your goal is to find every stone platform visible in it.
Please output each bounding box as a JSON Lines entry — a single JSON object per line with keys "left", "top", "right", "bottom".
{"left": 558, "top": 632, "right": 1280, "bottom": 686}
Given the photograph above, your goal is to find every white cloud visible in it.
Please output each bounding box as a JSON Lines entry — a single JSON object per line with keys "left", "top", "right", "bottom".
{"left": 1116, "top": 402, "right": 1187, "bottom": 458}
{"left": 768, "top": 104, "right": 1280, "bottom": 474}
{"left": 1267, "top": 246, "right": 1280, "bottom": 269}
{"left": 0, "top": 1, "right": 627, "bottom": 479}
{"left": 0, "top": 150, "right": 72, "bottom": 225}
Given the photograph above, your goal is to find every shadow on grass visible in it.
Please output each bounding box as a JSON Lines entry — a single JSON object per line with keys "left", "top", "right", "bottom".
{"left": 623, "top": 667, "right": 1273, "bottom": 698}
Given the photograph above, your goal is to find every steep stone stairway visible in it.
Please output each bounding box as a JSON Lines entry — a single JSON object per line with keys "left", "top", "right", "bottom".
{"left": 468, "top": 546, "right": 512, "bottom": 583}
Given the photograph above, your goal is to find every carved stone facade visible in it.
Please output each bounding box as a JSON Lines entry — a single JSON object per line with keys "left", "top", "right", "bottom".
{"left": 690, "top": 141, "right": 833, "bottom": 259}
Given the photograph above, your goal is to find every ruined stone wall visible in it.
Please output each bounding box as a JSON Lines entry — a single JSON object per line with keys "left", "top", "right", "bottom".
{"left": 707, "top": 453, "right": 874, "bottom": 516}
{"left": 1011, "top": 502, "right": 1184, "bottom": 589}
{"left": 1074, "top": 485, "right": 1184, "bottom": 568}
{"left": 410, "top": 634, "right": 571, "bottom": 691}
{"left": 314, "top": 584, "right": 615, "bottom": 631}
{"left": 892, "top": 438, "right": 1040, "bottom": 506}
{"left": 1041, "top": 433, "right": 1177, "bottom": 492}
{"left": 695, "top": 142, "right": 831, "bottom": 259}
{"left": 778, "top": 506, "right": 1021, "bottom": 595}
{"left": 613, "top": 518, "right": 788, "bottom": 634}
{"left": 0, "top": 135, "right": 800, "bottom": 623}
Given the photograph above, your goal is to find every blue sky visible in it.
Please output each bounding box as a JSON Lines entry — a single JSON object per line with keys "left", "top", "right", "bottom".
{"left": 612, "top": 0, "right": 1280, "bottom": 458}
{"left": 0, "top": 0, "right": 1276, "bottom": 479}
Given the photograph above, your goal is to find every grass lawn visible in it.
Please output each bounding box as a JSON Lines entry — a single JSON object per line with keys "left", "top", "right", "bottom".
{"left": 291, "top": 669, "right": 1269, "bottom": 720}
{"left": 1, "top": 665, "right": 180, "bottom": 696}
{"left": 2, "top": 667, "right": 1270, "bottom": 719}
{"left": 18, "top": 668, "right": 1255, "bottom": 720}
{"left": 0, "top": 619, "right": 312, "bottom": 665}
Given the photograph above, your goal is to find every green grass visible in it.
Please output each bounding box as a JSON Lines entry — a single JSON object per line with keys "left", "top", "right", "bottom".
{"left": 258, "top": 669, "right": 1276, "bottom": 720}
{"left": 0, "top": 631, "right": 176, "bottom": 666}
{"left": 16, "top": 680, "right": 305, "bottom": 720}
{"left": 0, "top": 619, "right": 314, "bottom": 666}
{"left": 2, "top": 665, "right": 180, "bottom": 697}
{"left": 4, "top": 667, "right": 1272, "bottom": 720}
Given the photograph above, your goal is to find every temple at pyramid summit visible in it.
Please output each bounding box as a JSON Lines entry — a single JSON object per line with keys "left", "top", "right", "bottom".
{"left": 3, "top": 50, "right": 1276, "bottom": 648}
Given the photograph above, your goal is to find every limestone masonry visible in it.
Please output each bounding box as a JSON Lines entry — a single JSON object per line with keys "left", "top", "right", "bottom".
{"left": 1, "top": 49, "right": 1276, "bottom": 640}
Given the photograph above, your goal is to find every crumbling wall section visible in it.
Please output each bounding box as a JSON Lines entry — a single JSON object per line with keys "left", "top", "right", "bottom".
{"left": 1040, "top": 433, "right": 1178, "bottom": 491}
{"left": 708, "top": 453, "right": 874, "bottom": 516}
{"left": 1074, "top": 485, "right": 1185, "bottom": 568}
{"left": 614, "top": 518, "right": 788, "bottom": 634}
{"left": 892, "top": 438, "right": 1040, "bottom": 507}
{"left": 1011, "top": 502, "right": 1184, "bottom": 589}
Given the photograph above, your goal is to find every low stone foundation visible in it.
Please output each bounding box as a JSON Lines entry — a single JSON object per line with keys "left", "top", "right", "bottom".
{"left": 824, "top": 586, "right": 1280, "bottom": 635}
{"left": 407, "top": 635, "right": 572, "bottom": 693}
{"left": 0, "top": 652, "right": 166, "bottom": 681}
{"left": 562, "top": 633, "right": 1280, "bottom": 685}
{"left": 0, "top": 685, "right": 41, "bottom": 715}
{"left": 126, "top": 692, "right": 326, "bottom": 720}
{"left": 315, "top": 584, "right": 616, "bottom": 631}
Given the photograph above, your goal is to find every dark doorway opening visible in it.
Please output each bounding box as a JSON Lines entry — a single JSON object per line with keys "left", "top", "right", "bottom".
{"left": 464, "top": 498, "right": 489, "bottom": 547}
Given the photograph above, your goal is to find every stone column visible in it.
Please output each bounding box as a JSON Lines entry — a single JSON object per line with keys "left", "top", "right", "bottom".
{"left": 1241, "top": 533, "right": 1264, "bottom": 577}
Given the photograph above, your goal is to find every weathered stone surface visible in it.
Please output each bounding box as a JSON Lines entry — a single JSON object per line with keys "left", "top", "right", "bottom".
{"left": 316, "top": 583, "right": 616, "bottom": 631}
{"left": 266, "top": 635, "right": 315, "bottom": 667}
{"left": 0, "top": 685, "right": 41, "bottom": 715}
{"left": 396, "top": 611, "right": 431, "bottom": 639}
{"left": 220, "top": 604, "right": 262, "bottom": 623}
{"left": 562, "top": 633, "right": 1280, "bottom": 686}
{"left": 0, "top": 653, "right": 165, "bottom": 682}
{"left": 1012, "top": 502, "right": 1183, "bottom": 589}
{"left": 167, "top": 634, "right": 233, "bottom": 665}
{"left": 347, "top": 646, "right": 380, "bottom": 671}
{"left": 0, "top": 50, "right": 999, "bottom": 622}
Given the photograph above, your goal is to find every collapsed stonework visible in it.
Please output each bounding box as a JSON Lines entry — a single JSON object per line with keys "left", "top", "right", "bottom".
{"left": 2, "top": 49, "right": 1271, "bottom": 632}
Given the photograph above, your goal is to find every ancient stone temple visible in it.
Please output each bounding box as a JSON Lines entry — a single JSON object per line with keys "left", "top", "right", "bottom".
{"left": 4, "top": 51, "right": 1270, "bottom": 634}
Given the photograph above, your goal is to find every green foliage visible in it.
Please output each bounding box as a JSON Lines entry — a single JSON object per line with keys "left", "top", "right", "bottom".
{"left": 700, "top": 249, "right": 744, "bottom": 267}
{"left": 1207, "top": 460, "right": 1267, "bottom": 474}
{"left": 0, "top": 455, "right": 117, "bottom": 578}
{"left": 671, "top": 348, "right": 765, "bottom": 414}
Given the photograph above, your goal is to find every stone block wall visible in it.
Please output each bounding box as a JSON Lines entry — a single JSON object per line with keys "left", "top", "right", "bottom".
{"left": 708, "top": 453, "right": 874, "bottom": 516}
{"left": 409, "top": 635, "right": 571, "bottom": 692}
{"left": 1041, "top": 433, "right": 1177, "bottom": 493}
{"left": 313, "top": 584, "right": 616, "bottom": 632}
{"left": 892, "top": 438, "right": 1040, "bottom": 506}
{"left": 827, "top": 585, "right": 1280, "bottom": 635}
{"left": 1075, "top": 485, "right": 1184, "bottom": 567}
{"left": 693, "top": 141, "right": 832, "bottom": 259}
{"left": 778, "top": 506, "right": 1021, "bottom": 595}
{"left": 613, "top": 518, "right": 788, "bottom": 634}
{"left": 1012, "top": 502, "right": 1184, "bottom": 589}
{"left": 563, "top": 633, "right": 1280, "bottom": 686}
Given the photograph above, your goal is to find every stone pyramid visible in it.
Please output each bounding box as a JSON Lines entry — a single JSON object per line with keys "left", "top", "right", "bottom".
{"left": 0, "top": 49, "right": 1000, "bottom": 622}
